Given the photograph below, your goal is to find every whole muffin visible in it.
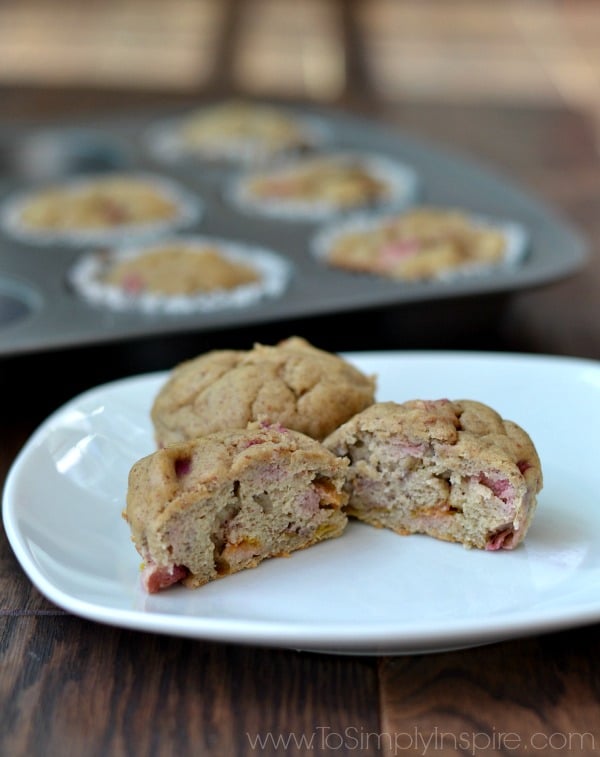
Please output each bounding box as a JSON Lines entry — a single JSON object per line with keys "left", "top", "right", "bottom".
{"left": 312, "top": 207, "right": 527, "bottom": 282}
{"left": 1, "top": 173, "right": 200, "bottom": 246}
{"left": 152, "top": 337, "right": 376, "bottom": 446}
{"left": 147, "top": 100, "right": 328, "bottom": 165}
{"left": 323, "top": 399, "right": 543, "bottom": 550}
{"left": 68, "top": 235, "right": 290, "bottom": 314}
{"left": 124, "top": 422, "right": 349, "bottom": 592}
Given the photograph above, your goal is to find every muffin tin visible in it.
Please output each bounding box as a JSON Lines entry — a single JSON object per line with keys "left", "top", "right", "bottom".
{"left": 0, "top": 104, "right": 588, "bottom": 357}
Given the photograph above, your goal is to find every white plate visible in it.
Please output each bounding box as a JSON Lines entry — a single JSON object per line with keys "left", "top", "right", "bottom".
{"left": 4, "top": 351, "right": 600, "bottom": 655}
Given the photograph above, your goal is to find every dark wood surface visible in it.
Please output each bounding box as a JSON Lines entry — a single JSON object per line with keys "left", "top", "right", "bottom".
{"left": 1, "top": 83, "right": 599, "bottom": 757}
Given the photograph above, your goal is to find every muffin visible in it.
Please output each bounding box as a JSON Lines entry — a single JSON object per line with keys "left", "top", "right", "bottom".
{"left": 228, "top": 152, "right": 418, "bottom": 221}
{"left": 103, "top": 245, "right": 258, "bottom": 293}
{"left": 146, "top": 100, "right": 328, "bottom": 165}
{"left": 323, "top": 399, "right": 543, "bottom": 550}
{"left": 313, "top": 207, "right": 527, "bottom": 281}
{"left": 124, "top": 422, "right": 349, "bottom": 592}
{"left": 1, "top": 173, "right": 200, "bottom": 246}
{"left": 151, "top": 336, "right": 376, "bottom": 447}
{"left": 68, "top": 236, "right": 291, "bottom": 313}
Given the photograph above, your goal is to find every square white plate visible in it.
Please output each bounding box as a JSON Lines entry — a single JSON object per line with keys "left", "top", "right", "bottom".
{"left": 3, "top": 351, "right": 600, "bottom": 655}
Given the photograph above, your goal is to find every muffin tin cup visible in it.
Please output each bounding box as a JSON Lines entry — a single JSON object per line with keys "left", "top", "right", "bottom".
{"left": 311, "top": 209, "right": 530, "bottom": 283}
{"left": 0, "top": 274, "right": 42, "bottom": 330}
{"left": 144, "top": 111, "right": 333, "bottom": 167}
{"left": 67, "top": 236, "right": 293, "bottom": 315}
{"left": 0, "top": 172, "right": 203, "bottom": 247}
{"left": 226, "top": 152, "right": 420, "bottom": 222}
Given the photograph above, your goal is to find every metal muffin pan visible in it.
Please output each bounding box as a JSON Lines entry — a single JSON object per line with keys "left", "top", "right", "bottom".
{"left": 0, "top": 105, "right": 589, "bottom": 357}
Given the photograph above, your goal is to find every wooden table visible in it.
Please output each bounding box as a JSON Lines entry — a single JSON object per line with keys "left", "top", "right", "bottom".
{"left": 1, "top": 87, "right": 599, "bottom": 756}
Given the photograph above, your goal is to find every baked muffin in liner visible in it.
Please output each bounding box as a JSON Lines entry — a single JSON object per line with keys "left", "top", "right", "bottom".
{"left": 68, "top": 235, "right": 292, "bottom": 314}
{"left": 1, "top": 172, "right": 202, "bottom": 247}
{"left": 145, "top": 101, "right": 330, "bottom": 166}
{"left": 226, "top": 151, "right": 419, "bottom": 222}
{"left": 311, "top": 206, "right": 528, "bottom": 282}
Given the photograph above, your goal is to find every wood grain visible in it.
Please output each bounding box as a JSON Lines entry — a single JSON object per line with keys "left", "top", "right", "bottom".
{"left": 0, "top": 617, "right": 380, "bottom": 757}
{"left": 0, "top": 420, "right": 60, "bottom": 614}
{"left": 379, "top": 629, "right": 600, "bottom": 756}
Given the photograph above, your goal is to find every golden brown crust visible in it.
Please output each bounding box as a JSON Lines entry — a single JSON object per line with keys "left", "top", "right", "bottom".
{"left": 104, "top": 245, "right": 259, "bottom": 295}
{"left": 179, "top": 101, "right": 316, "bottom": 157}
{"left": 246, "top": 156, "right": 389, "bottom": 207}
{"left": 19, "top": 176, "right": 179, "bottom": 231}
{"left": 151, "top": 337, "right": 376, "bottom": 446}
{"left": 324, "top": 208, "right": 506, "bottom": 281}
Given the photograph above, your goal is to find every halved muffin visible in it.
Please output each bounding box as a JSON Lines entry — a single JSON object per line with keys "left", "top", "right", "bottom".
{"left": 323, "top": 399, "right": 543, "bottom": 550}
{"left": 124, "top": 423, "right": 349, "bottom": 591}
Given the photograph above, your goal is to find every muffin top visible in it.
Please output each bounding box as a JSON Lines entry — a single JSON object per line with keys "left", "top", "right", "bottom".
{"left": 244, "top": 155, "right": 391, "bottom": 207}
{"left": 317, "top": 207, "right": 519, "bottom": 281}
{"left": 231, "top": 152, "right": 417, "bottom": 220}
{"left": 179, "top": 101, "right": 317, "bottom": 154}
{"left": 17, "top": 175, "right": 180, "bottom": 231}
{"left": 151, "top": 336, "right": 376, "bottom": 446}
{"left": 2, "top": 173, "right": 201, "bottom": 246}
{"left": 103, "top": 244, "right": 260, "bottom": 296}
{"left": 144, "top": 100, "right": 327, "bottom": 167}
{"left": 67, "top": 235, "right": 291, "bottom": 313}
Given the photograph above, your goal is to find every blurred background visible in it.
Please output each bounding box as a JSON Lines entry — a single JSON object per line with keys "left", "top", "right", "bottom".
{"left": 0, "top": 0, "right": 598, "bottom": 372}
{"left": 0, "top": 0, "right": 598, "bottom": 126}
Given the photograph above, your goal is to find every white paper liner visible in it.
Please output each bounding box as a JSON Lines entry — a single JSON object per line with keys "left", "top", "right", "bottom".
{"left": 311, "top": 208, "right": 529, "bottom": 282}
{"left": 1, "top": 173, "right": 203, "bottom": 247}
{"left": 227, "top": 152, "right": 420, "bottom": 222}
{"left": 68, "top": 235, "right": 293, "bottom": 315}
{"left": 144, "top": 110, "right": 331, "bottom": 166}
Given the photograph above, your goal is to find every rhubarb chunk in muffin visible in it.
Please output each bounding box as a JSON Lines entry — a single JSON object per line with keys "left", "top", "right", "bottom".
{"left": 323, "top": 399, "right": 542, "bottom": 550}
{"left": 124, "top": 423, "right": 349, "bottom": 592}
